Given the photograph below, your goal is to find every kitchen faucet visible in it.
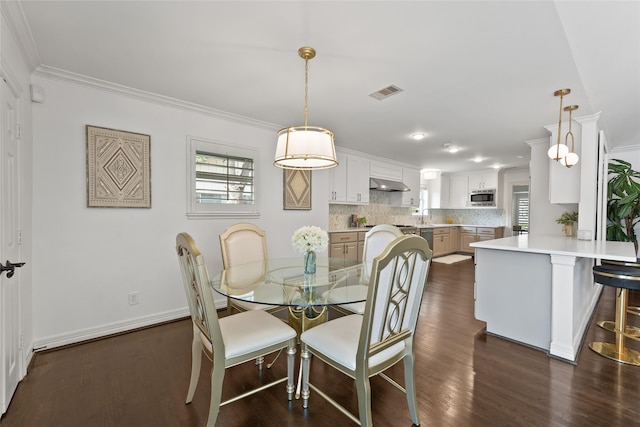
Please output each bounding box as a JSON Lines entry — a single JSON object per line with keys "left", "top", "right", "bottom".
{"left": 420, "top": 208, "right": 430, "bottom": 225}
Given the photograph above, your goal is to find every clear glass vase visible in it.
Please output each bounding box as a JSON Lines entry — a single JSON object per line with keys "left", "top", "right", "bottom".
{"left": 304, "top": 250, "right": 316, "bottom": 275}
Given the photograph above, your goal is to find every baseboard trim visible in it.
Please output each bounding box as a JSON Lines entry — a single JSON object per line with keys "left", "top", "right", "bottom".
{"left": 32, "top": 307, "right": 192, "bottom": 352}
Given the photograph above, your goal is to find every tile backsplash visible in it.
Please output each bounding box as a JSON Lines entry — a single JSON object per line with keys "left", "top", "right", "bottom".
{"left": 329, "top": 191, "right": 505, "bottom": 229}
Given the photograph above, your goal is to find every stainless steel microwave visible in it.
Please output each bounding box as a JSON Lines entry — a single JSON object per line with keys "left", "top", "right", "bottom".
{"left": 469, "top": 189, "right": 496, "bottom": 207}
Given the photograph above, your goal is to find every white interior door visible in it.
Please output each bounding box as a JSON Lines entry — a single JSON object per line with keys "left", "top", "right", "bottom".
{"left": 1, "top": 77, "right": 23, "bottom": 415}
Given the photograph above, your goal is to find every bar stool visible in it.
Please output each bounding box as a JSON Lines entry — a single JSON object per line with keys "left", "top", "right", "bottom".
{"left": 601, "top": 258, "right": 640, "bottom": 316}
{"left": 590, "top": 263, "right": 640, "bottom": 366}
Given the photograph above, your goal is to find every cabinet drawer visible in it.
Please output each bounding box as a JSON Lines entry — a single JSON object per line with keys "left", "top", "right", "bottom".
{"left": 329, "top": 232, "right": 358, "bottom": 243}
{"left": 433, "top": 228, "right": 450, "bottom": 236}
{"left": 477, "top": 227, "right": 495, "bottom": 236}
{"left": 461, "top": 226, "right": 476, "bottom": 234}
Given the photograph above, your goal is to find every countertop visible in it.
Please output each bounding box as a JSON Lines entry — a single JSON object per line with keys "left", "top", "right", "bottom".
{"left": 470, "top": 234, "right": 636, "bottom": 261}
{"left": 329, "top": 224, "right": 505, "bottom": 233}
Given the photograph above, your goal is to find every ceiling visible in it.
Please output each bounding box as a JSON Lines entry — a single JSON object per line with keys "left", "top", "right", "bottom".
{"left": 17, "top": 1, "right": 640, "bottom": 173}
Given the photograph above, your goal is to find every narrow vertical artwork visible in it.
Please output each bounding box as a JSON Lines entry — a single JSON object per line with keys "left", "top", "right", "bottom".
{"left": 283, "top": 169, "right": 311, "bottom": 210}
{"left": 86, "top": 125, "right": 151, "bottom": 208}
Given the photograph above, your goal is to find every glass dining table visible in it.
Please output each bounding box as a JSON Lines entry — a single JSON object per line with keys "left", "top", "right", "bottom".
{"left": 210, "top": 257, "right": 369, "bottom": 335}
{"left": 210, "top": 257, "right": 370, "bottom": 399}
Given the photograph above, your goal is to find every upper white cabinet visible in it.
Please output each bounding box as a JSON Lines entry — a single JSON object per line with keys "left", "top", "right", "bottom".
{"left": 370, "top": 161, "right": 403, "bottom": 181}
{"left": 329, "top": 152, "right": 370, "bottom": 205}
{"left": 449, "top": 174, "right": 469, "bottom": 208}
{"left": 468, "top": 171, "right": 498, "bottom": 190}
{"left": 346, "top": 156, "right": 370, "bottom": 204}
{"left": 328, "top": 152, "right": 348, "bottom": 203}
{"left": 425, "top": 172, "right": 450, "bottom": 209}
{"left": 401, "top": 168, "right": 420, "bottom": 208}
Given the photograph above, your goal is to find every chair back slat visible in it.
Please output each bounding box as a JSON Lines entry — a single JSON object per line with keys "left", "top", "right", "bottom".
{"left": 176, "top": 232, "right": 223, "bottom": 350}
{"left": 359, "top": 235, "right": 431, "bottom": 360}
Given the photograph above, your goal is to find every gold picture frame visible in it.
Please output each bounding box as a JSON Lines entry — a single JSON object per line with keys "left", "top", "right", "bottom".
{"left": 283, "top": 169, "right": 311, "bottom": 210}
{"left": 86, "top": 125, "right": 151, "bottom": 208}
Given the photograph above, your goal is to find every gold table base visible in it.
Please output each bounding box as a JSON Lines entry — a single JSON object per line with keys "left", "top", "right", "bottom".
{"left": 288, "top": 306, "right": 328, "bottom": 337}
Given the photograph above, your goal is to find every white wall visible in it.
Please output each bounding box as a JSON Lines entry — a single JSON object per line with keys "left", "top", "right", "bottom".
{"left": 30, "top": 73, "right": 329, "bottom": 349}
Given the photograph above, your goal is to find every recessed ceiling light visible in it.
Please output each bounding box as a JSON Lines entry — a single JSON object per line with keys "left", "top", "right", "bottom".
{"left": 411, "top": 133, "right": 426, "bottom": 141}
{"left": 492, "top": 164, "right": 501, "bottom": 169}
{"left": 443, "top": 143, "right": 459, "bottom": 153}
{"left": 473, "top": 157, "right": 483, "bottom": 163}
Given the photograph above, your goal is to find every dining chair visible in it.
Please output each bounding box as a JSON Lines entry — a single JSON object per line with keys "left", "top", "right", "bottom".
{"left": 219, "top": 223, "right": 282, "bottom": 314}
{"left": 300, "top": 234, "right": 432, "bottom": 427}
{"left": 176, "top": 232, "right": 296, "bottom": 426}
{"left": 330, "top": 224, "right": 404, "bottom": 315}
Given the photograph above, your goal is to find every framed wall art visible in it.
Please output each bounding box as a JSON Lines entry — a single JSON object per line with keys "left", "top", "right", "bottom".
{"left": 86, "top": 125, "right": 151, "bottom": 208}
{"left": 283, "top": 169, "right": 311, "bottom": 210}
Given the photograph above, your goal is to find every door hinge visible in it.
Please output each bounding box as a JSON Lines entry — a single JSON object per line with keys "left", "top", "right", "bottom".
{"left": 18, "top": 230, "right": 23, "bottom": 245}
{"left": 17, "top": 124, "right": 22, "bottom": 139}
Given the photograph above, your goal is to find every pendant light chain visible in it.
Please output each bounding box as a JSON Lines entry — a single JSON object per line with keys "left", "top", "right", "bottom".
{"left": 304, "top": 56, "right": 309, "bottom": 127}
{"left": 556, "top": 91, "right": 565, "bottom": 160}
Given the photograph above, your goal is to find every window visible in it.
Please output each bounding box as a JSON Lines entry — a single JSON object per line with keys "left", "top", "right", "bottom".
{"left": 512, "top": 185, "right": 529, "bottom": 228}
{"left": 195, "top": 152, "right": 254, "bottom": 205}
{"left": 187, "top": 136, "right": 260, "bottom": 218}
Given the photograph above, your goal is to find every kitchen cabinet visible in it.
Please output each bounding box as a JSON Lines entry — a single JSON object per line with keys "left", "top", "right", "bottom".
{"left": 328, "top": 153, "right": 369, "bottom": 205}
{"left": 449, "top": 227, "right": 460, "bottom": 253}
{"left": 460, "top": 226, "right": 504, "bottom": 253}
{"left": 328, "top": 152, "right": 348, "bottom": 203}
{"left": 329, "top": 231, "right": 359, "bottom": 261}
{"left": 370, "top": 161, "right": 403, "bottom": 181}
{"left": 449, "top": 174, "right": 469, "bottom": 208}
{"left": 401, "top": 168, "right": 420, "bottom": 208}
{"left": 426, "top": 173, "right": 449, "bottom": 209}
{"left": 544, "top": 123, "right": 581, "bottom": 204}
{"left": 432, "top": 228, "right": 451, "bottom": 257}
{"left": 346, "top": 156, "right": 370, "bottom": 204}
{"left": 468, "top": 171, "right": 498, "bottom": 191}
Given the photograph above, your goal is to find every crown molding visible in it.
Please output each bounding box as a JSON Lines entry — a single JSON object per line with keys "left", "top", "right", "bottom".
{"left": 1, "top": 1, "right": 40, "bottom": 71}
{"left": 33, "top": 65, "right": 281, "bottom": 132}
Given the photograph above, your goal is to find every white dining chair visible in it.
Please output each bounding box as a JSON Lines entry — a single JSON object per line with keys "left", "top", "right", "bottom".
{"left": 176, "top": 232, "right": 297, "bottom": 426}
{"left": 219, "top": 223, "right": 279, "bottom": 314}
{"left": 300, "top": 234, "right": 432, "bottom": 427}
{"left": 329, "top": 224, "right": 404, "bottom": 315}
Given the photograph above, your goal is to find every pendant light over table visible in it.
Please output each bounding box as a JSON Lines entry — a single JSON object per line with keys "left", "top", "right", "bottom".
{"left": 274, "top": 47, "right": 338, "bottom": 170}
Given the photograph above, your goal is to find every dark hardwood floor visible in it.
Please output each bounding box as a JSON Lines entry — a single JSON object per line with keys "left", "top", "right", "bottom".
{"left": 2, "top": 259, "right": 640, "bottom": 426}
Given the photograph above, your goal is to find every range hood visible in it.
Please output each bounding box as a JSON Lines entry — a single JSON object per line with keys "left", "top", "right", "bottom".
{"left": 369, "top": 177, "right": 410, "bottom": 192}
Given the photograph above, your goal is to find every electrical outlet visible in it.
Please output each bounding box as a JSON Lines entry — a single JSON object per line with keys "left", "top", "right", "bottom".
{"left": 128, "top": 291, "right": 139, "bottom": 306}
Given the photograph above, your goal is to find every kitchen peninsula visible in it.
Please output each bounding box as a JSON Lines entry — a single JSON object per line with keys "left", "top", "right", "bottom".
{"left": 471, "top": 235, "right": 636, "bottom": 363}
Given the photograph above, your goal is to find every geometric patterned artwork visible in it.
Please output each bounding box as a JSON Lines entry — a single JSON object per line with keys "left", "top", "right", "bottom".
{"left": 283, "top": 169, "right": 311, "bottom": 210}
{"left": 86, "top": 125, "right": 151, "bottom": 208}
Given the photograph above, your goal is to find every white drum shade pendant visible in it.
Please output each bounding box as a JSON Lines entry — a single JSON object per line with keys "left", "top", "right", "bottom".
{"left": 274, "top": 47, "right": 338, "bottom": 170}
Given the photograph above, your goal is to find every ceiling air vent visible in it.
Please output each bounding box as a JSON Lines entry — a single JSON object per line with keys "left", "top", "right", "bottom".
{"left": 369, "top": 85, "right": 403, "bottom": 100}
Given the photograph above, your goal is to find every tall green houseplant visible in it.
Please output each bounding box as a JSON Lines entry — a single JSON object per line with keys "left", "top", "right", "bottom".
{"left": 607, "top": 159, "right": 640, "bottom": 254}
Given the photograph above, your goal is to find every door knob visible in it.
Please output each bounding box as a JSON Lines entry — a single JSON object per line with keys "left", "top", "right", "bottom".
{"left": 0, "top": 260, "right": 25, "bottom": 278}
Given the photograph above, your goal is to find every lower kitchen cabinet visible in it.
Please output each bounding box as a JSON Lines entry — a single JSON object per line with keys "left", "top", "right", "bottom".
{"left": 460, "top": 226, "right": 504, "bottom": 253}
{"left": 432, "top": 228, "right": 451, "bottom": 258}
{"left": 449, "top": 227, "right": 460, "bottom": 253}
{"left": 329, "top": 230, "right": 367, "bottom": 262}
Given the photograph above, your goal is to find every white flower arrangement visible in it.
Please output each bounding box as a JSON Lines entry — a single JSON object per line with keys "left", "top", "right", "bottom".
{"left": 291, "top": 225, "right": 329, "bottom": 254}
